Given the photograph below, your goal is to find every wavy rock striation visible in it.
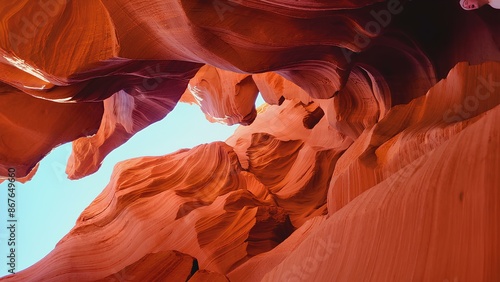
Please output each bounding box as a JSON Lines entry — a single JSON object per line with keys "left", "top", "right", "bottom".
{"left": 0, "top": 0, "right": 499, "bottom": 281}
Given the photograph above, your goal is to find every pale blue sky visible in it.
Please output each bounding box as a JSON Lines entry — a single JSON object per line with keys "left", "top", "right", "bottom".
{"left": 0, "top": 97, "right": 264, "bottom": 277}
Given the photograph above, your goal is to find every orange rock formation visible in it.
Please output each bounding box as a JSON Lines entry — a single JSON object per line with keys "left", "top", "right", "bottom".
{"left": 0, "top": 0, "right": 499, "bottom": 281}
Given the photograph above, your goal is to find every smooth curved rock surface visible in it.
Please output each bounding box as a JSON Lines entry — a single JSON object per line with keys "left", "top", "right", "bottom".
{"left": 180, "top": 65, "right": 259, "bottom": 125}
{"left": 2, "top": 0, "right": 499, "bottom": 179}
{"left": 0, "top": 83, "right": 103, "bottom": 177}
{"left": 1, "top": 0, "right": 500, "bottom": 281}
{"left": 3, "top": 61, "right": 499, "bottom": 282}
{"left": 188, "top": 270, "right": 229, "bottom": 282}
{"left": 100, "top": 251, "right": 196, "bottom": 282}
{"left": 66, "top": 62, "right": 197, "bottom": 179}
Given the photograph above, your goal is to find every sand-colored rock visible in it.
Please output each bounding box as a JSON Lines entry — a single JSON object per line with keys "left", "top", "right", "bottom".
{"left": 3, "top": 61, "right": 498, "bottom": 281}
{"left": 100, "top": 251, "right": 195, "bottom": 282}
{"left": 263, "top": 108, "right": 500, "bottom": 282}
{"left": 0, "top": 83, "right": 102, "bottom": 178}
{"left": 1, "top": 0, "right": 500, "bottom": 281}
{"left": 65, "top": 64, "right": 196, "bottom": 179}
{"left": 0, "top": 0, "right": 389, "bottom": 178}
{"left": 2, "top": 0, "right": 497, "bottom": 180}
{"left": 328, "top": 61, "right": 500, "bottom": 214}
{"left": 188, "top": 270, "right": 229, "bottom": 282}
{"left": 180, "top": 65, "right": 259, "bottom": 125}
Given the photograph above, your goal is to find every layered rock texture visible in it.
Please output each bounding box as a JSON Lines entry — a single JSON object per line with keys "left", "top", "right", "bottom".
{"left": 1, "top": 0, "right": 499, "bottom": 281}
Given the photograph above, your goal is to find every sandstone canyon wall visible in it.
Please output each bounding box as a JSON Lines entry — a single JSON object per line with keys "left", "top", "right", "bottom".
{"left": 0, "top": 0, "right": 499, "bottom": 281}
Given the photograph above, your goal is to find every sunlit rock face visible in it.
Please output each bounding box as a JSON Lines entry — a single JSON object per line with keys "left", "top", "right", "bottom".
{"left": 1, "top": 0, "right": 499, "bottom": 281}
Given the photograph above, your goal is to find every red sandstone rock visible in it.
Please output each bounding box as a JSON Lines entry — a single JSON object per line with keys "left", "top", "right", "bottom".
{"left": 180, "top": 65, "right": 259, "bottom": 125}
{"left": 0, "top": 83, "right": 102, "bottom": 178}
{"left": 100, "top": 251, "right": 195, "bottom": 282}
{"left": 188, "top": 270, "right": 229, "bottom": 282}
{"left": 236, "top": 61, "right": 500, "bottom": 282}
{"left": 2, "top": 0, "right": 496, "bottom": 179}
{"left": 0, "top": 0, "right": 499, "bottom": 281}
{"left": 2, "top": 61, "right": 498, "bottom": 281}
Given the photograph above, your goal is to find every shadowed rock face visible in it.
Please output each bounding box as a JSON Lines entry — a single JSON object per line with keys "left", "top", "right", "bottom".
{"left": 1, "top": 0, "right": 499, "bottom": 281}
{"left": 460, "top": 0, "right": 500, "bottom": 10}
